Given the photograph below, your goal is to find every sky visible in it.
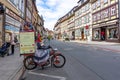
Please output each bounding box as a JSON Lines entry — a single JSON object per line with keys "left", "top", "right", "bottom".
{"left": 36, "top": 0, "right": 78, "bottom": 30}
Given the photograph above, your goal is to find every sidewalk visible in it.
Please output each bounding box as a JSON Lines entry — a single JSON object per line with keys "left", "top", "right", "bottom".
{"left": 69, "top": 40, "right": 120, "bottom": 52}
{"left": 0, "top": 47, "right": 24, "bottom": 80}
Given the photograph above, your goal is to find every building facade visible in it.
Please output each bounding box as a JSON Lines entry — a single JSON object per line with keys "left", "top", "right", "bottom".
{"left": 54, "top": 19, "right": 61, "bottom": 39}
{"left": 54, "top": 6, "right": 77, "bottom": 40}
{"left": 91, "top": 0, "right": 119, "bottom": 42}
{"left": 0, "top": 0, "right": 45, "bottom": 46}
{"left": 75, "top": 0, "right": 92, "bottom": 41}
{"left": 67, "top": 6, "right": 77, "bottom": 40}
{"left": 32, "top": 0, "right": 38, "bottom": 32}
{"left": 37, "top": 15, "right": 45, "bottom": 36}
{"left": 0, "top": 0, "right": 24, "bottom": 46}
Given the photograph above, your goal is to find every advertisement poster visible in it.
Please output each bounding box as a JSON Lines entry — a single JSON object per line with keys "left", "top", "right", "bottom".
{"left": 20, "top": 32, "right": 35, "bottom": 54}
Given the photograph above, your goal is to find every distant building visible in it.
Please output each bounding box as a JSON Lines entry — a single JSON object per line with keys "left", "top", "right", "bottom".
{"left": 54, "top": 6, "right": 77, "bottom": 40}
{"left": 75, "top": 0, "right": 92, "bottom": 41}
{"left": 54, "top": 19, "right": 61, "bottom": 39}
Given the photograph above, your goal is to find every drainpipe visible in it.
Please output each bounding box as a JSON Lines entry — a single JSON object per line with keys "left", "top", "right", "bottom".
{"left": 119, "top": 0, "right": 120, "bottom": 42}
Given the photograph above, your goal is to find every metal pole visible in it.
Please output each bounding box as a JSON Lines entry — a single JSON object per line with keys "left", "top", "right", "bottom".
{"left": 119, "top": 0, "right": 120, "bottom": 42}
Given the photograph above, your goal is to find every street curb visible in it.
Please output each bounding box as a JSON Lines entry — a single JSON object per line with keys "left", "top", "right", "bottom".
{"left": 96, "top": 46, "right": 120, "bottom": 52}
{"left": 70, "top": 41, "right": 118, "bottom": 45}
{"left": 8, "top": 63, "right": 25, "bottom": 80}
{"left": 67, "top": 40, "right": 120, "bottom": 52}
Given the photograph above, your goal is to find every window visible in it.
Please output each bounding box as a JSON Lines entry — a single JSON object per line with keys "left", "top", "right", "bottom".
{"left": 92, "top": 2, "right": 96, "bottom": 10}
{"left": 93, "top": 29, "right": 100, "bottom": 39}
{"left": 79, "top": 18, "right": 82, "bottom": 25}
{"left": 9, "top": 0, "right": 14, "bottom": 3}
{"left": 75, "top": 29, "right": 81, "bottom": 37}
{"left": 82, "top": 7, "right": 85, "bottom": 13}
{"left": 9, "top": 0, "right": 18, "bottom": 6}
{"left": 75, "top": 20, "right": 79, "bottom": 27}
{"left": 82, "top": 17, "right": 85, "bottom": 24}
{"left": 104, "top": 9, "right": 109, "bottom": 18}
{"left": 79, "top": 10, "right": 82, "bottom": 15}
{"left": 104, "top": 0, "right": 108, "bottom": 4}
{"left": 86, "top": 4, "right": 90, "bottom": 11}
{"left": 84, "top": 0, "right": 87, "bottom": 2}
{"left": 26, "top": 8, "right": 31, "bottom": 20}
{"left": 101, "top": 10, "right": 105, "bottom": 19}
{"left": 75, "top": 11, "right": 79, "bottom": 17}
{"left": 110, "top": 5, "right": 116, "bottom": 16}
{"left": 108, "top": 28, "right": 118, "bottom": 39}
{"left": 93, "top": 14, "right": 97, "bottom": 22}
{"left": 97, "top": 0, "right": 100, "bottom": 7}
{"left": 97, "top": 12, "right": 101, "bottom": 20}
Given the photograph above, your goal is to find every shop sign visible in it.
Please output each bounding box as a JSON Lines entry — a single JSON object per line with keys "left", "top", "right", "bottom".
{"left": 100, "top": 22, "right": 106, "bottom": 26}
{"left": 20, "top": 32, "right": 35, "bottom": 54}
{"left": 85, "top": 25, "right": 89, "bottom": 29}
{"left": 5, "top": 25, "right": 19, "bottom": 32}
{"left": 6, "top": 8, "right": 21, "bottom": 22}
{"left": 6, "top": 15, "right": 21, "bottom": 27}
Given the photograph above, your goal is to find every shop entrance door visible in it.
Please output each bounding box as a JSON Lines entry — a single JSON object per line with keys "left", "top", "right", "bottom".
{"left": 101, "top": 27, "right": 106, "bottom": 40}
{"left": 72, "top": 31, "right": 75, "bottom": 40}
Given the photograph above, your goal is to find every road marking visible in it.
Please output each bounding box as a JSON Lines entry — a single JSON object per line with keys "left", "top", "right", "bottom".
{"left": 28, "top": 71, "right": 66, "bottom": 80}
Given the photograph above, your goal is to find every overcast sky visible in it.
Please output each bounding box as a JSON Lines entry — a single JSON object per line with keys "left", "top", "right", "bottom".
{"left": 36, "top": 0, "right": 78, "bottom": 30}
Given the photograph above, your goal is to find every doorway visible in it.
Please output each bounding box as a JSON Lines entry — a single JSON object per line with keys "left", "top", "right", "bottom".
{"left": 72, "top": 31, "right": 75, "bottom": 40}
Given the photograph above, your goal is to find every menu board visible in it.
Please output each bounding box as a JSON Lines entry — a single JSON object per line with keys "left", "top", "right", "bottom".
{"left": 20, "top": 32, "right": 35, "bottom": 54}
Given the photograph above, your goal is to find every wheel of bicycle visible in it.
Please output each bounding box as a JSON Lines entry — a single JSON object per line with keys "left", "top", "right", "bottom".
{"left": 52, "top": 54, "right": 66, "bottom": 68}
{"left": 23, "top": 56, "right": 37, "bottom": 70}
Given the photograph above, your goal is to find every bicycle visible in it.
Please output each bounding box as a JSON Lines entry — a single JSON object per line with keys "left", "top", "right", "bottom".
{"left": 23, "top": 46, "right": 66, "bottom": 70}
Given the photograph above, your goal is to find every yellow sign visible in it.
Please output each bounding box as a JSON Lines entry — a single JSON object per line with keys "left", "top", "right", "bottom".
{"left": 20, "top": 32, "right": 35, "bottom": 54}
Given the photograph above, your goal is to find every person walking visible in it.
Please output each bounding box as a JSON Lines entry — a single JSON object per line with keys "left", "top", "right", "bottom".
{"left": 101, "top": 31, "right": 105, "bottom": 40}
{"left": 36, "top": 31, "right": 42, "bottom": 49}
{"left": 10, "top": 33, "right": 16, "bottom": 55}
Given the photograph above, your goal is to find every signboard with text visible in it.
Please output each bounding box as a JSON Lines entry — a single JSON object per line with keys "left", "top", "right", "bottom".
{"left": 20, "top": 32, "right": 35, "bottom": 54}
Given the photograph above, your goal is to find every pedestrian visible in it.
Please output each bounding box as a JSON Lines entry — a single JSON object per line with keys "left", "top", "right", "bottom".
{"left": 101, "top": 31, "right": 105, "bottom": 40}
{"left": 10, "top": 33, "right": 16, "bottom": 55}
{"left": 35, "top": 31, "right": 42, "bottom": 49}
{"left": 47, "top": 35, "right": 51, "bottom": 45}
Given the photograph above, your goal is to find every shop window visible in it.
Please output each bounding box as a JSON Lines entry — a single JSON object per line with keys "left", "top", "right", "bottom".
{"left": 108, "top": 28, "right": 118, "bottom": 39}
{"left": 93, "top": 29, "right": 100, "bottom": 39}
